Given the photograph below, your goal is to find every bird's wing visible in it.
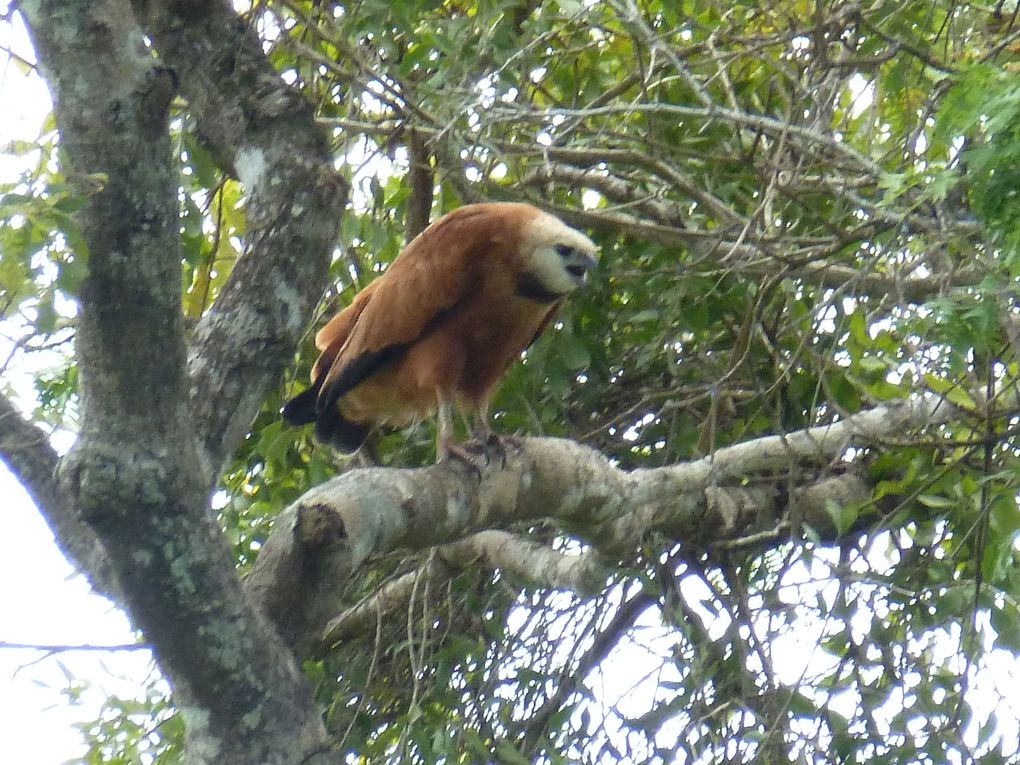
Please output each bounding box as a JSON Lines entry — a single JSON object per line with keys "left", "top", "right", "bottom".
{"left": 281, "top": 281, "right": 379, "bottom": 427}
{"left": 316, "top": 205, "right": 503, "bottom": 410}
{"left": 310, "top": 279, "right": 380, "bottom": 380}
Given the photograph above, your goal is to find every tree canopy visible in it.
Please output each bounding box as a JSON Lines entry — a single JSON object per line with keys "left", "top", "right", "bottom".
{"left": 2, "top": 0, "right": 1020, "bottom": 763}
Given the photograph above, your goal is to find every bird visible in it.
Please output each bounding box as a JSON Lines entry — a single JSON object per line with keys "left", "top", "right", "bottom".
{"left": 282, "top": 202, "right": 598, "bottom": 463}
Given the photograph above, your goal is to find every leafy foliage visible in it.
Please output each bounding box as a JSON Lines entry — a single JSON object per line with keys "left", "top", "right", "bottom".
{"left": 7, "top": 0, "right": 1020, "bottom": 763}
{"left": 75, "top": 686, "right": 182, "bottom": 765}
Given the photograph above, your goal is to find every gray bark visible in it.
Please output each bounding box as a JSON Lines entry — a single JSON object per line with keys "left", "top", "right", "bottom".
{"left": 17, "top": 0, "right": 344, "bottom": 761}
{"left": 128, "top": 0, "right": 349, "bottom": 481}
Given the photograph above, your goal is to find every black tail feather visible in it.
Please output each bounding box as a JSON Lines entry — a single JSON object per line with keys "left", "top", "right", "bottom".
{"left": 314, "top": 405, "right": 371, "bottom": 453}
{"left": 284, "top": 380, "right": 371, "bottom": 452}
{"left": 282, "top": 382, "right": 321, "bottom": 426}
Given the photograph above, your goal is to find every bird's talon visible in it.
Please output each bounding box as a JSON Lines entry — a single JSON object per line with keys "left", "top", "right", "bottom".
{"left": 495, "top": 434, "right": 523, "bottom": 450}
{"left": 439, "top": 442, "right": 485, "bottom": 477}
{"left": 476, "top": 434, "right": 520, "bottom": 467}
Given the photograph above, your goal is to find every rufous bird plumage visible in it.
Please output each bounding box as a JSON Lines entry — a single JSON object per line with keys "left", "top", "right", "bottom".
{"left": 282, "top": 202, "right": 598, "bottom": 461}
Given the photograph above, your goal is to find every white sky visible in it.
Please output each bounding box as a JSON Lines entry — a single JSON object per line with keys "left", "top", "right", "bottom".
{"left": 0, "top": 469, "right": 156, "bottom": 763}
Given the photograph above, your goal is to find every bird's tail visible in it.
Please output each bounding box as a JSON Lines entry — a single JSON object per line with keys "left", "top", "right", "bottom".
{"left": 282, "top": 383, "right": 371, "bottom": 453}
{"left": 314, "top": 404, "right": 371, "bottom": 453}
{"left": 281, "top": 383, "right": 320, "bottom": 426}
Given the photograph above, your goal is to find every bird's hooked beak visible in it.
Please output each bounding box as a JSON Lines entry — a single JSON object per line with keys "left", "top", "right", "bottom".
{"left": 565, "top": 250, "right": 598, "bottom": 285}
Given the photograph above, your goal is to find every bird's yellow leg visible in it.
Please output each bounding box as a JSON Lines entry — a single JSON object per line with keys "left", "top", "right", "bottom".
{"left": 436, "top": 397, "right": 480, "bottom": 468}
{"left": 471, "top": 402, "right": 493, "bottom": 443}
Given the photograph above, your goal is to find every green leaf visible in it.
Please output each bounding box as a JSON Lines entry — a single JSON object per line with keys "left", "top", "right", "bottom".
{"left": 917, "top": 494, "right": 954, "bottom": 510}
{"left": 823, "top": 498, "right": 859, "bottom": 537}
{"left": 494, "top": 739, "right": 531, "bottom": 765}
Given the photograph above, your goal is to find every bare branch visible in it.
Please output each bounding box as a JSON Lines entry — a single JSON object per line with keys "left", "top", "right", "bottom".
{"left": 521, "top": 586, "right": 657, "bottom": 756}
{"left": 439, "top": 530, "right": 606, "bottom": 594}
{"left": 319, "top": 118, "right": 743, "bottom": 224}
{"left": 0, "top": 641, "right": 149, "bottom": 652}
{"left": 545, "top": 203, "right": 975, "bottom": 302}
{"left": 3, "top": 640, "right": 151, "bottom": 678}
{"left": 322, "top": 530, "right": 606, "bottom": 645}
{"left": 608, "top": 0, "right": 713, "bottom": 107}
{"left": 322, "top": 557, "right": 452, "bottom": 646}
{"left": 320, "top": 118, "right": 974, "bottom": 302}
{"left": 487, "top": 103, "right": 884, "bottom": 176}
{"left": 404, "top": 127, "right": 434, "bottom": 242}
{"left": 521, "top": 163, "right": 687, "bottom": 229}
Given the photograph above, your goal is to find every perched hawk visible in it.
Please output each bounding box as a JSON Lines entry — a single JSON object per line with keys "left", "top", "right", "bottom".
{"left": 283, "top": 202, "right": 598, "bottom": 461}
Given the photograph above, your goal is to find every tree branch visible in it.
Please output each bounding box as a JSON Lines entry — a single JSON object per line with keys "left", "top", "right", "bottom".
{"left": 404, "top": 127, "right": 434, "bottom": 242}
{"left": 325, "top": 116, "right": 977, "bottom": 303}
{"left": 487, "top": 103, "right": 884, "bottom": 175}
{"left": 520, "top": 587, "right": 657, "bottom": 757}
{"left": 0, "top": 391, "right": 60, "bottom": 520}
{"left": 321, "top": 530, "right": 606, "bottom": 645}
{"left": 521, "top": 163, "right": 688, "bottom": 229}
{"left": 439, "top": 529, "right": 605, "bottom": 594}
{"left": 247, "top": 387, "right": 995, "bottom": 656}
{"left": 0, "top": 392, "right": 115, "bottom": 593}
{"left": 0, "top": 641, "right": 149, "bottom": 653}
{"left": 130, "top": 0, "right": 348, "bottom": 482}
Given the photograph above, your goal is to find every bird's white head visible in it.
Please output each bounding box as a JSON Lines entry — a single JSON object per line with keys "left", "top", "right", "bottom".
{"left": 521, "top": 210, "right": 599, "bottom": 297}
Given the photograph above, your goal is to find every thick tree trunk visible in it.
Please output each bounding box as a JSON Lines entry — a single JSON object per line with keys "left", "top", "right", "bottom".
{"left": 19, "top": 1, "right": 345, "bottom": 761}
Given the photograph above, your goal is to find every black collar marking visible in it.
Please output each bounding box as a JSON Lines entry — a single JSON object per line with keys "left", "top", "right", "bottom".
{"left": 517, "top": 272, "right": 563, "bottom": 303}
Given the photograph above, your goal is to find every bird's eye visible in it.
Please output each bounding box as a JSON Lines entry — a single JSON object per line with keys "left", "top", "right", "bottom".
{"left": 555, "top": 244, "right": 574, "bottom": 257}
